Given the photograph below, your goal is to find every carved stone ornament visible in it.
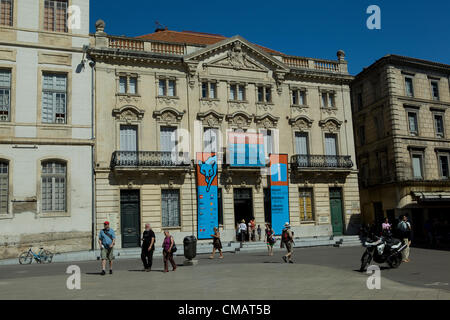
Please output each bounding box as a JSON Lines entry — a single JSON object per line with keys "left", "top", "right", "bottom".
{"left": 186, "top": 63, "right": 198, "bottom": 88}
{"left": 275, "top": 72, "right": 286, "bottom": 94}
{"left": 95, "top": 19, "right": 105, "bottom": 34}
{"left": 319, "top": 118, "right": 342, "bottom": 133}
{"left": 226, "top": 112, "right": 253, "bottom": 129}
{"left": 256, "top": 102, "right": 273, "bottom": 112}
{"left": 117, "top": 95, "right": 140, "bottom": 104}
{"left": 197, "top": 110, "right": 225, "bottom": 127}
{"left": 255, "top": 114, "right": 279, "bottom": 129}
{"left": 153, "top": 108, "right": 185, "bottom": 125}
{"left": 112, "top": 105, "right": 145, "bottom": 122}
{"left": 289, "top": 116, "right": 313, "bottom": 131}
{"left": 224, "top": 42, "right": 254, "bottom": 70}
{"left": 228, "top": 100, "right": 248, "bottom": 110}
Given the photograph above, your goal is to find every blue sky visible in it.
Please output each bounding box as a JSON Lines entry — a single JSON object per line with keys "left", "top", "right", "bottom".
{"left": 90, "top": 0, "right": 450, "bottom": 75}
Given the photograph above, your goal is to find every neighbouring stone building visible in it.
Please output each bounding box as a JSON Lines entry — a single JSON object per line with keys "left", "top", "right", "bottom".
{"left": 0, "top": 0, "right": 93, "bottom": 259}
{"left": 351, "top": 55, "right": 450, "bottom": 241}
{"left": 89, "top": 22, "right": 361, "bottom": 248}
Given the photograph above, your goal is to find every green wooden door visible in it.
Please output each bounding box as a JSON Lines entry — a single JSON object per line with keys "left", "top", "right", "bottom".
{"left": 120, "top": 190, "right": 140, "bottom": 248}
{"left": 329, "top": 188, "right": 344, "bottom": 236}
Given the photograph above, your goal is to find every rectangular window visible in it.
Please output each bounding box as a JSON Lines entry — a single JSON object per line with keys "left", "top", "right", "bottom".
{"left": 119, "top": 76, "right": 127, "bottom": 94}
{"left": 329, "top": 94, "right": 335, "bottom": 108}
{"left": 299, "top": 188, "right": 314, "bottom": 222}
{"left": 411, "top": 154, "right": 423, "bottom": 179}
{"left": 238, "top": 85, "right": 245, "bottom": 101}
{"left": 161, "top": 189, "right": 180, "bottom": 227}
{"left": 230, "top": 84, "right": 236, "bottom": 100}
{"left": 299, "top": 91, "right": 305, "bottom": 105}
{"left": 405, "top": 77, "right": 414, "bottom": 97}
{"left": 295, "top": 132, "right": 309, "bottom": 167}
{"left": 168, "top": 80, "right": 175, "bottom": 96}
{"left": 203, "top": 127, "right": 219, "bottom": 153}
{"left": 357, "top": 93, "right": 363, "bottom": 111}
{"left": 201, "top": 81, "right": 217, "bottom": 99}
{"left": 321, "top": 92, "right": 327, "bottom": 108}
{"left": 262, "top": 129, "right": 273, "bottom": 157}
{"left": 160, "top": 126, "right": 177, "bottom": 152}
{"left": 408, "top": 112, "right": 418, "bottom": 135}
{"left": 431, "top": 81, "right": 439, "bottom": 100}
{"left": 0, "top": 0, "right": 13, "bottom": 26}
{"left": 209, "top": 83, "right": 217, "bottom": 99}
{"left": 439, "top": 154, "right": 450, "bottom": 179}
{"left": 0, "top": 161, "right": 8, "bottom": 214}
{"left": 128, "top": 77, "right": 137, "bottom": 94}
{"left": 201, "top": 82, "right": 207, "bottom": 98}
{"left": 434, "top": 114, "right": 444, "bottom": 138}
{"left": 257, "top": 86, "right": 263, "bottom": 102}
{"left": 44, "top": 0, "right": 68, "bottom": 33}
{"left": 158, "top": 79, "right": 166, "bottom": 96}
{"left": 292, "top": 90, "right": 298, "bottom": 105}
{"left": 120, "top": 125, "right": 137, "bottom": 151}
{"left": 42, "top": 73, "right": 67, "bottom": 124}
{"left": 257, "top": 86, "right": 272, "bottom": 103}
{"left": 325, "top": 133, "right": 338, "bottom": 167}
{"left": 0, "top": 69, "right": 11, "bottom": 122}
{"left": 359, "top": 125, "right": 366, "bottom": 145}
{"left": 41, "top": 161, "right": 66, "bottom": 212}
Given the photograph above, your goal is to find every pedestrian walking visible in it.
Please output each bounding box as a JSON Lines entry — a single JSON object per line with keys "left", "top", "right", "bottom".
{"left": 209, "top": 227, "right": 224, "bottom": 259}
{"left": 247, "top": 220, "right": 252, "bottom": 241}
{"left": 265, "top": 223, "right": 275, "bottom": 256}
{"left": 397, "top": 215, "right": 412, "bottom": 262}
{"left": 238, "top": 219, "right": 247, "bottom": 243}
{"left": 281, "top": 222, "right": 294, "bottom": 263}
{"left": 251, "top": 219, "right": 256, "bottom": 241}
{"left": 162, "top": 230, "right": 177, "bottom": 273}
{"left": 257, "top": 225, "right": 262, "bottom": 241}
{"left": 141, "top": 223, "right": 155, "bottom": 271}
{"left": 98, "top": 221, "right": 115, "bottom": 275}
{"left": 382, "top": 217, "right": 391, "bottom": 232}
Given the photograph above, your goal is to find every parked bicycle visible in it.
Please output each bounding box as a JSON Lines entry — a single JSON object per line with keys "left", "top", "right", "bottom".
{"left": 18, "top": 247, "right": 54, "bottom": 264}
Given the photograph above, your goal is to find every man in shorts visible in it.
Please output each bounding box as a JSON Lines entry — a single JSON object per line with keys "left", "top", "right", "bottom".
{"left": 98, "top": 221, "right": 116, "bottom": 275}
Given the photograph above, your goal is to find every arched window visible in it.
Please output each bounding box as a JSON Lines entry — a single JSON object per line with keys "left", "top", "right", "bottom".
{"left": 0, "top": 160, "right": 8, "bottom": 214}
{"left": 41, "top": 160, "right": 66, "bottom": 212}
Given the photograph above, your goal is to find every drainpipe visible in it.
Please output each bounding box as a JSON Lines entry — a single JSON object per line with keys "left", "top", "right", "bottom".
{"left": 89, "top": 59, "right": 96, "bottom": 251}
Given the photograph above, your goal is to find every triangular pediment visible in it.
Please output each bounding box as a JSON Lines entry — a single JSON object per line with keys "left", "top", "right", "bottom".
{"left": 183, "top": 36, "right": 288, "bottom": 72}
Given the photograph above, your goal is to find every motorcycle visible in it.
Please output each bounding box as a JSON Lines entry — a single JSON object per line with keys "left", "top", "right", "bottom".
{"left": 360, "top": 232, "right": 407, "bottom": 271}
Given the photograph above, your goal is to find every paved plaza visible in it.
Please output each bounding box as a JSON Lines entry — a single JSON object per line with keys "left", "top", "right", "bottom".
{"left": 0, "top": 246, "right": 449, "bottom": 300}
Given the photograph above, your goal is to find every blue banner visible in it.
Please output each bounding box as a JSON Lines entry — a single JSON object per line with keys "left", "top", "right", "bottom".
{"left": 197, "top": 153, "right": 219, "bottom": 240}
{"left": 269, "top": 154, "right": 290, "bottom": 235}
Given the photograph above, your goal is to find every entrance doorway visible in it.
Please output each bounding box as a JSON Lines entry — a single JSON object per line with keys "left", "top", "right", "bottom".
{"left": 120, "top": 189, "right": 140, "bottom": 248}
{"left": 329, "top": 187, "right": 344, "bottom": 236}
{"left": 233, "top": 188, "right": 254, "bottom": 226}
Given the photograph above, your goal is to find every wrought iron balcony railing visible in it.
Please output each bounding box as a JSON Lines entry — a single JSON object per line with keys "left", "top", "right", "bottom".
{"left": 111, "top": 151, "right": 191, "bottom": 168}
{"left": 291, "top": 154, "right": 353, "bottom": 169}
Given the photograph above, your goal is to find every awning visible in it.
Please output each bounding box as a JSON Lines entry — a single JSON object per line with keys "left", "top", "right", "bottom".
{"left": 411, "top": 191, "right": 450, "bottom": 202}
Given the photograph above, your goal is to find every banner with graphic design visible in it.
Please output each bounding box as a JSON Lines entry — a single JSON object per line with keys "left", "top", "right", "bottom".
{"left": 227, "top": 132, "right": 265, "bottom": 167}
{"left": 196, "top": 152, "right": 219, "bottom": 240}
{"left": 269, "top": 154, "right": 290, "bottom": 235}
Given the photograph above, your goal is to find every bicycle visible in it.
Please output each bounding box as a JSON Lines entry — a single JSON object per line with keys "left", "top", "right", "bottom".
{"left": 18, "top": 247, "right": 54, "bottom": 264}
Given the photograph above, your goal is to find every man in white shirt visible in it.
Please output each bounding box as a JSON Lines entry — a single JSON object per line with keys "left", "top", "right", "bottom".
{"left": 238, "top": 220, "right": 247, "bottom": 243}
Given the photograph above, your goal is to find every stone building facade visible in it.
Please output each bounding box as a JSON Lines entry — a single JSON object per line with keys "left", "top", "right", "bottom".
{"left": 351, "top": 55, "right": 450, "bottom": 240}
{"left": 0, "top": 0, "right": 93, "bottom": 259}
{"left": 89, "top": 22, "right": 361, "bottom": 248}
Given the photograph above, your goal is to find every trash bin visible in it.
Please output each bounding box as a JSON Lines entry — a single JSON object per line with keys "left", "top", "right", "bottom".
{"left": 183, "top": 235, "right": 197, "bottom": 260}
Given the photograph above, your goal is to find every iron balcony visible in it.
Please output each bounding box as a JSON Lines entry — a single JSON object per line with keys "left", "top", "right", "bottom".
{"left": 291, "top": 154, "right": 353, "bottom": 169}
{"left": 111, "top": 151, "right": 191, "bottom": 168}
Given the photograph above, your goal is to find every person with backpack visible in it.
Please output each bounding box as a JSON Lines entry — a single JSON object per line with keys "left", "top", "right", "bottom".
{"left": 162, "top": 230, "right": 177, "bottom": 272}
{"left": 265, "top": 223, "right": 276, "bottom": 256}
{"left": 98, "top": 221, "right": 116, "bottom": 275}
{"left": 397, "top": 215, "right": 412, "bottom": 262}
{"left": 281, "top": 222, "right": 294, "bottom": 263}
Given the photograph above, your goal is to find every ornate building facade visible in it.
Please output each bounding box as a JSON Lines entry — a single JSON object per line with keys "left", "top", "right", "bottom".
{"left": 0, "top": 0, "right": 93, "bottom": 259}
{"left": 89, "top": 22, "right": 361, "bottom": 247}
{"left": 351, "top": 55, "right": 450, "bottom": 241}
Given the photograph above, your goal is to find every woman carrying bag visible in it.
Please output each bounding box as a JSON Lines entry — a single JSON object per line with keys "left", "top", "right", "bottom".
{"left": 162, "top": 230, "right": 177, "bottom": 272}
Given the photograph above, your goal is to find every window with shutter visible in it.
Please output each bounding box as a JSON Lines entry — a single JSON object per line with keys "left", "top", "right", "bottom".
{"left": 299, "top": 188, "right": 314, "bottom": 221}
{"left": 0, "top": 69, "right": 11, "bottom": 121}
{"left": 0, "top": 161, "right": 8, "bottom": 214}
{"left": 162, "top": 189, "right": 180, "bottom": 227}
{"left": 42, "top": 73, "right": 67, "bottom": 124}
{"left": 41, "top": 161, "right": 66, "bottom": 212}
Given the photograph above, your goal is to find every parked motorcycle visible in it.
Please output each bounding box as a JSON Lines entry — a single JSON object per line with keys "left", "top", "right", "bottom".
{"left": 360, "top": 232, "right": 407, "bottom": 271}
